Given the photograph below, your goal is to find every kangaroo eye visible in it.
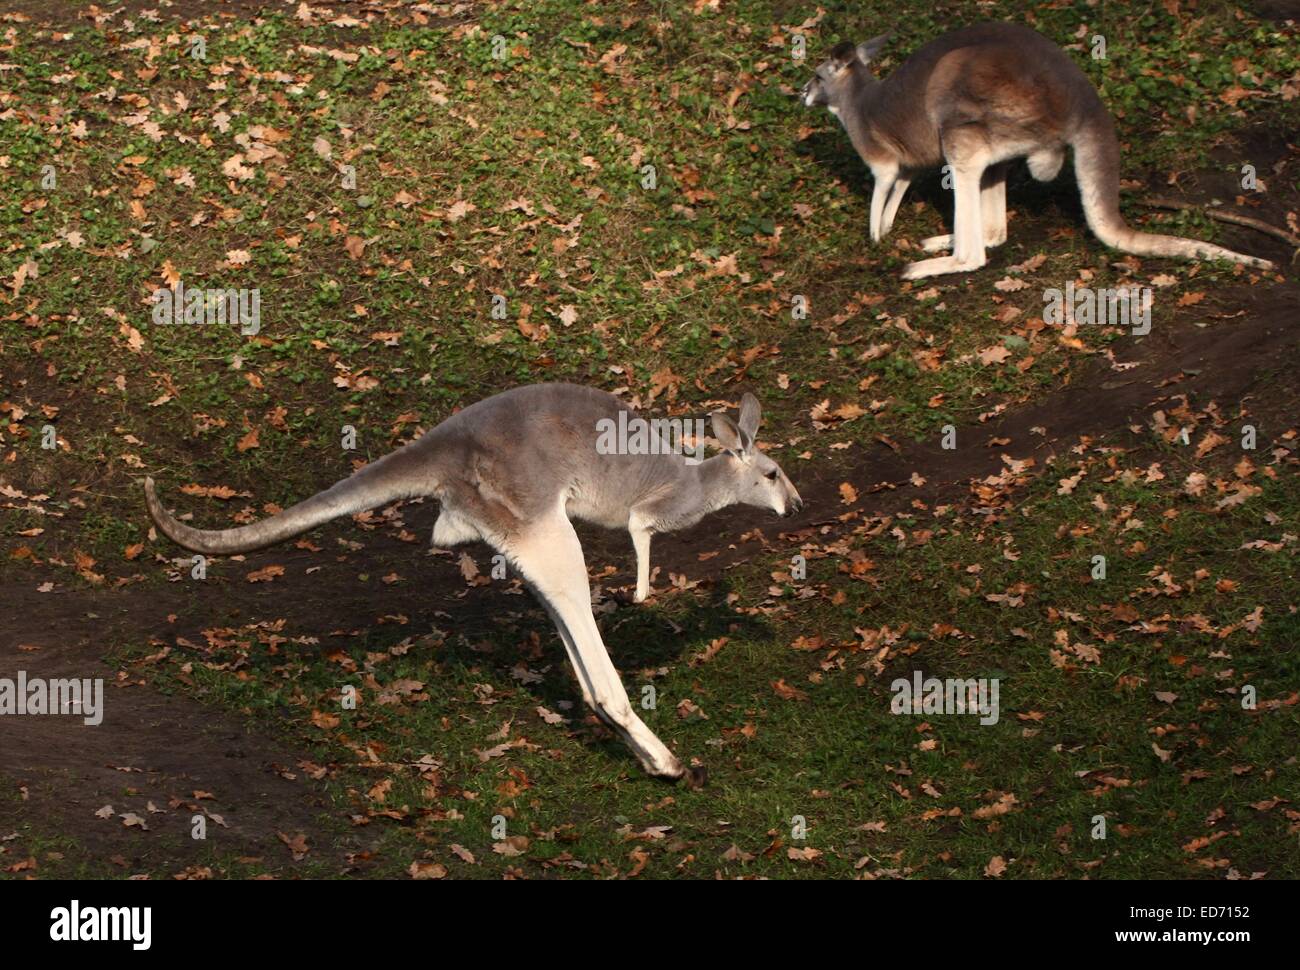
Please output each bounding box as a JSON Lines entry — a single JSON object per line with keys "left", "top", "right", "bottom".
{"left": 765, "top": 470, "right": 779, "bottom": 481}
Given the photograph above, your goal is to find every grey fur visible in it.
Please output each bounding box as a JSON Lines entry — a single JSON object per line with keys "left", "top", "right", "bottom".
{"left": 145, "top": 383, "right": 802, "bottom": 781}
{"left": 146, "top": 384, "right": 799, "bottom": 556}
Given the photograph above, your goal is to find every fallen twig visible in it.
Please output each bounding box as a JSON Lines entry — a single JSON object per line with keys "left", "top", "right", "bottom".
{"left": 1138, "top": 196, "right": 1300, "bottom": 256}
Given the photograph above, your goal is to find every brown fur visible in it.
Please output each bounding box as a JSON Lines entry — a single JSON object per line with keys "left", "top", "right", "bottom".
{"left": 802, "top": 22, "right": 1274, "bottom": 274}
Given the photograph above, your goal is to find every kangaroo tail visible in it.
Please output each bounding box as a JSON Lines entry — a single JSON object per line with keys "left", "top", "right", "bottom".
{"left": 145, "top": 449, "right": 419, "bottom": 556}
{"left": 1071, "top": 115, "right": 1273, "bottom": 270}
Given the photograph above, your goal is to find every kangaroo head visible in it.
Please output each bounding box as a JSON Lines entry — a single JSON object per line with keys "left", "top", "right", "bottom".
{"left": 801, "top": 34, "right": 890, "bottom": 110}
{"left": 711, "top": 393, "right": 803, "bottom": 517}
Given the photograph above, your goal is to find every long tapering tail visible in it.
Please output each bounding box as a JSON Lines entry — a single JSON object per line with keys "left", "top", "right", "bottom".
{"left": 145, "top": 450, "right": 419, "bottom": 556}
{"left": 1071, "top": 115, "right": 1273, "bottom": 270}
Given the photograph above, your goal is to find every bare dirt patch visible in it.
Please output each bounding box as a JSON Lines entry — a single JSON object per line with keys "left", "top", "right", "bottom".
{"left": 0, "top": 586, "right": 357, "bottom": 875}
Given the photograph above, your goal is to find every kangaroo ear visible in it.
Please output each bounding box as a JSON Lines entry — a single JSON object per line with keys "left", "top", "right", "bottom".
{"left": 738, "top": 393, "right": 761, "bottom": 440}
{"left": 711, "top": 411, "right": 752, "bottom": 456}
{"left": 856, "top": 33, "right": 891, "bottom": 64}
{"left": 829, "top": 40, "right": 858, "bottom": 69}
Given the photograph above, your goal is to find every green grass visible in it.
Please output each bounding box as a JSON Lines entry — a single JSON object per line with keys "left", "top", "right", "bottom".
{"left": 3, "top": 1, "right": 1293, "bottom": 569}
{"left": 85, "top": 428, "right": 1299, "bottom": 879}
{"left": 0, "top": 0, "right": 1296, "bottom": 879}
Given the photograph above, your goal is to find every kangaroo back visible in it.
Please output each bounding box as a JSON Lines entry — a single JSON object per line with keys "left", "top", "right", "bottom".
{"left": 868, "top": 23, "right": 1086, "bottom": 169}
{"left": 144, "top": 384, "right": 690, "bottom": 557}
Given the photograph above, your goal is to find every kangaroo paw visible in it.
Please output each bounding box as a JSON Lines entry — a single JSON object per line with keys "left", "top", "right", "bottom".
{"left": 901, "top": 254, "right": 987, "bottom": 279}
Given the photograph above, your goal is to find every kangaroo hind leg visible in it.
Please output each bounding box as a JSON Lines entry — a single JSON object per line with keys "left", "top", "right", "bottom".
{"left": 903, "top": 125, "right": 991, "bottom": 279}
{"left": 980, "top": 162, "right": 1008, "bottom": 247}
{"left": 506, "top": 509, "right": 685, "bottom": 780}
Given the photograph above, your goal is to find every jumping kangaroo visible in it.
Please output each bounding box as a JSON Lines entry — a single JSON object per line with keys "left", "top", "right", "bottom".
{"left": 801, "top": 22, "right": 1275, "bottom": 279}
{"left": 144, "top": 383, "right": 802, "bottom": 783}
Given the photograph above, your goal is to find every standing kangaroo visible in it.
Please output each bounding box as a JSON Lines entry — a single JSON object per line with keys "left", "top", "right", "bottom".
{"left": 145, "top": 383, "right": 802, "bottom": 783}
{"left": 801, "top": 22, "right": 1275, "bottom": 279}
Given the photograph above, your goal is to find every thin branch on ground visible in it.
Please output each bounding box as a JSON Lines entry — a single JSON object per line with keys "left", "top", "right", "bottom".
{"left": 1138, "top": 196, "right": 1300, "bottom": 256}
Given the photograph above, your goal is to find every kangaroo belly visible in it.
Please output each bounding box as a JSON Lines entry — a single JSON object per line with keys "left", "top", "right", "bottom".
{"left": 564, "top": 492, "right": 629, "bottom": 530}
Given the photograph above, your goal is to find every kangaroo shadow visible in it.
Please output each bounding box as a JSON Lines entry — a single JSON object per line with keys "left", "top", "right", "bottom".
{"left": 1008, "top": 159, "right": 1089, "bottom": 233}
{"left": 424, "top": 573, "right": 773, "bottom": 764}
{"left": 433, "top": 575, "right": 770, "bottom": 702}
{"left": 245, "top": 561, "right": 770, "bottom": 767}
